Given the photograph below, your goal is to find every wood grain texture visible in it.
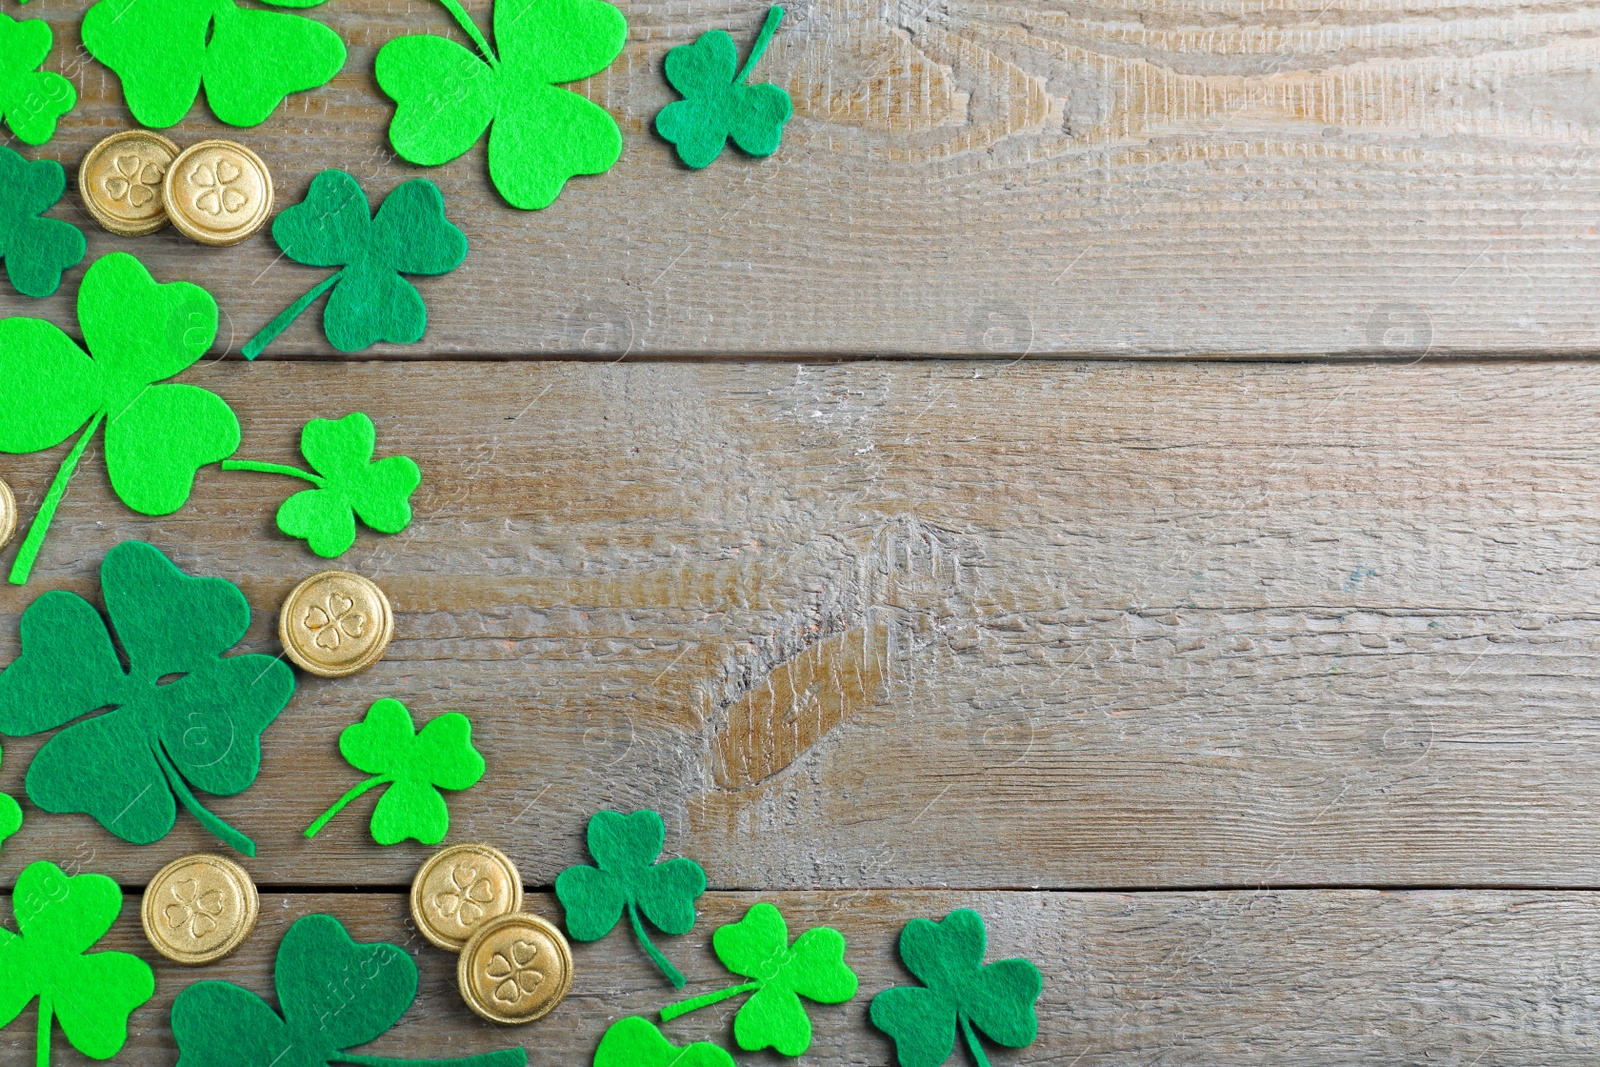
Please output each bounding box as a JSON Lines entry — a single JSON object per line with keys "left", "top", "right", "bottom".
{"left": 0, "top": 0, "right": 1594, "bottom": 356}
{"left": 3, "top": 360, "right": 1600, "bottom": 888}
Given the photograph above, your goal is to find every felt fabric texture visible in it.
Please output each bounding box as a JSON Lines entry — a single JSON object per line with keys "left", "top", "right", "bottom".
{"left": 375, "top": 0, "right": 627, "bottom": 210}
{"left": 869, "top": 909, "right": 1042, "bottom": 1067}
{"left": 81, "top": 0, "right": 345, "bottom": 128}
{"left": 659, "top": 901, "right": 857, "bottom": 1056}
{"left": 303, "top": 698, "right": 484, "bottom": 846}
{"left": 0, "top": 148, "right": 82, "bottom": 298}
{"left": 0, "top": 777, "right": 18, "bottom": 848}
{"left": 656, "top": 7, "right": 791, "bottom": 169}
{"left": 171, "top": 913, "right": 527, "bottom": 1067}
{"left": 0, "top": 12, "right": 74, "bottom": 145}
{"left": 0, "top": 541, "right": 294, "bottom": 856}
{"left": 0, "top": 252, "right": 236, "bottom": 585}
{"left": 556, "top": 809, "right": 707, "bottom": 989}
{"left": 0, "top": 860, "right": 156, "bottom": 1067}
{"left": 594, "top": 1017, "right": 735, "bottom": 1067}
{"left": 241, "top": 170, "right": 467, "bottom": 358}
{"left": 223, "top": 412, "right": 422, "bottom": 557}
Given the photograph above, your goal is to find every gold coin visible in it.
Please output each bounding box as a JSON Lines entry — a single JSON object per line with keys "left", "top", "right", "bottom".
{"left": 0, "top": 477, "right": 14, "bottom": 551}
{"left": 78, "top": 130, "right": 181, "bottom": 237}
{"left": 163, "top": 139, "right": 273, "bottom": 246}
{"left": 279, "top": 570, "right": 394, "bottom": 678}
{"left": 458, "top": 912, "right": 573, "bottom": 1025}
{"left": 411, "top": 843, "right": 524, "bottom": 952}
{"left": 140, "top": 853, "right": 259, "bottom": 965}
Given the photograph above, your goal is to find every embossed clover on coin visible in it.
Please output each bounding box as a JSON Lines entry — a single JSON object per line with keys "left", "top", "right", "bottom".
{"left": 489, "top": 939, "right": 544, "bottom": 1007}
{"left": 104, "top": 154, "right": 162, "bottom": 209}
{"left": 437, "top": 863, "right": 495, "bottom": 926}
{"left": 191, "top": 157, "right": 248, "bottom": 215}
{"left": 164, "top": 877, "right": 224, "bottom": 940}
{"left": 305, "top": 593, "right": 365, "bottom": 651}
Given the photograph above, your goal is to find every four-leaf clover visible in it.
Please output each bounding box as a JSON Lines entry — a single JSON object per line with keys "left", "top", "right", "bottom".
{"left": 869, "top": 909, "right": 1042, "bottom": 1067}
{"left": 656, "top": 6, "right": 792, "bottom": 169}
{"left": 375, "top": 0, "right": 628, "bottom": 209}
{"left": 556, "top": 809, "right": 707, "bottom": 988}
{"left": 0, "top": 11, "right": 75, "bottom": 145}
{"left": 594, "top": 1017, "right": 734, "bottom": 1067}
{"left": 0, "top": 860, "right": 156, "bottom": 1067}
{"left": 0, "top": 540, "right": 295, "bottom": 856}
{"left": 304, "top": 698, "right": 485, "bottom": 845}
{"left": 0, "top": 147, "right": 83, "bottom": 298}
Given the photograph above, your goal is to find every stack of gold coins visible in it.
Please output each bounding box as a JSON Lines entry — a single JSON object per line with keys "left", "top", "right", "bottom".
{"left": 79, "top": 130, "right": 181, "bottom": 237}
{"left": 141, "top": 854, "right": 260, "bottom": 965}
{"left": 279, "top": 570, "right": 395, "bottom": 677}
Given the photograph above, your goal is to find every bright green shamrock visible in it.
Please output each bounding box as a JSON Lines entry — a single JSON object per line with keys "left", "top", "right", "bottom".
{"left": 0, "top": 148, "right": 84, "bottom": 298}
{"left": 305, "top": 699, "right": 485, "bottom": 845}
{"left": 81, "top": 0, "right": 345, "bottom": 128}
{"left": 0, "top": 251, "right": 237, "bottom": 585}
{"left": 0, "top": 541, "right": 295, "bottom": 856}
{"left": 870, "top": 909, "right": 1042, "bottom": 1067}
{"left": 660, "top": 901, "right": 857, "bottom": 1055}
{"left": 0, "top": 777, "right": 18, "bottom": 848}
{"left": 656, "top": 6, "right": 791, "bottom": 169}
{"left": 223, "top": 412, "right": 422, "bottom": 558}
{"left": 0, "top": 860, "right": 156, "bottom": 1067}
{"left": 594, "top": 1017, "right": 734, "bottom": 1067}
{"left": 375, "top": 0, "right": 627, "bottom": 210}
{"left": 0, "top": 11, "right": 74, "bottom": 144}
{"left": 172, "top": 913, "right": 526, "bottom": 1067}
{"left": 556, "top": 809, "right": 707, "bottom": 989}
{"left": 240, "top": 171, "right": 467, "bottom": 358}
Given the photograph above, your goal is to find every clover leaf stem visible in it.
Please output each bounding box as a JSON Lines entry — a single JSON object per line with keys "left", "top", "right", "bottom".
{"left": 153, "top": 743, "right": 257, "bottom": 856}
{"left": 241, "top": 269, "right": 346, "bottom": 359}
{"left": 9, "top": 411, "right": 106, "bottom": 586}
{"left": 958, "top": 1015, "right": 992, "bottom": 1067}
{"left": 304, "top": 774, "right": 390, "bottom": 838}
{"left": 627, "top": 901, "right": 688, "bottom": 988}
{"left": 659, "top": 980, "right": 761, "bottom": 1021}
{"left": 35, "top": 991, "right": 51, "bottom": 1067}
{"left": 736, "top": 6, "right": 784, "bottom": 84}
{"left": 335, "top": 1050, "right": 528, "bottom": 1067}
{"left": 221, "top": 459, "right": 325, "bottom": 484}
{"left": 430, "top": 0, "right": 500, "bottom": 68}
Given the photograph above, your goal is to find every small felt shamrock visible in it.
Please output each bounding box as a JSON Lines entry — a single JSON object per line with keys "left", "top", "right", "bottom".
{"left": 0, "top": 782, "right": 18, "bottom": 849}
{"left": 172, "top": 913, "right": 527, "bottom": 1067}
{"left": 223, "top": 412, "right": 422, "bottom": 558}
{"left": 657, "top": 6, "right": 792, "bottom": 169}
{"left": 0, "top": 11, "right": 74, "bottom": 145}
{"left": 81, "top": 0, "right": 345, "bottom": 129}
{"left": 241, "top": 171, "right": 467, "bottom": 358}
{"left": 556, "top": 809, "right": 707, "bottom": 988}
{"left": 0, "top": 541, "right": 295, "bottom": 856}
{"left": 305, "top": 698, "right": 485, "bottom": 845}
{"left": 375, "top": 0, "right": 627, "bottom": 210}
{"left": 0, "top": 860, "right": 156, "bottom": 1067}
{"left": 660, "top": 901, "right": 857, "bottom": 1055}
{"left": 870, "top": 909, "right": 1042, "bottom": 1067}
{"left": 594, "top": 1017, "right": 734, "bottom": 1067}
{"left": 0, "top": 148, "right": 84, "bottom": 298}
{"left": 0, "top": 251, "right": 237, "bottom": 585}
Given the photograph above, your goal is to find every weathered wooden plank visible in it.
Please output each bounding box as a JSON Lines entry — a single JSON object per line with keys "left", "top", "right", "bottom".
{"left": 6, "top": 360, "right": 1600, "bottom": 888}
{"left": 0, "top": 0, "right": 1594, "bottom": 356}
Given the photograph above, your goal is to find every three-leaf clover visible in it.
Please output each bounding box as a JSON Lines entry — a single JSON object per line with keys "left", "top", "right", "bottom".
{"left": 870, "top": 909, "right": 1042, "bottom": 1067}
{"left": 0, "top": 147, "right": 84, "bottom": 298}
{"left": 656, "top": 6, "right": 792, "bottom": 169}
{"left": 0, "top": 251, "right": 238, "bottom": 585}
{"left": 223, "top": 412, "right": 422, "bottom": 557}
{"left": 172, "top": 913, "right": 526, "bottom": 1067}
{"left": 81, "top": 0, "right": 345, "bottom": 128}
{"left": 660, "top": 901, "right": 857, "bottom": 1055}
{"left": 594, "top": 1017, "right": 734, "bottom": 1067}
{"left": 0, "top": 11, "right": 74, "bottom": 144}
{"left": 556, "top": 809, "right": 707, "bottom": 988}
{"left": 375, "top": 0, "right": 627, "bottom": 210}
{"left": 0, "top": 860, "right": 156, "bottom": 1067}
{"left": 240, "top": 171, "right": 467, "bottom": 358}
{"left": 0, "top": 540, "right": 295, "bottom": 856}
{"left": 304, "top": 698, "right": 485, "bottom": 845}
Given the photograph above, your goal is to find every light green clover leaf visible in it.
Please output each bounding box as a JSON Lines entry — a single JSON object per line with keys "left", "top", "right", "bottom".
{"left": 593, "top": 1017, "right": 734, "bottom": 1067}
{"left": 0, "top": 11, "right": 74, "bottom": 144}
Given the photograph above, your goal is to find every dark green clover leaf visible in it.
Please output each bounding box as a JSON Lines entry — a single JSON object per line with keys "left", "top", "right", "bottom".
{"left": 224, "top": 412, "right": 422, "bottom": 558}
{"left": 0, "top": 540, "right": 294, "bottom": 856}
{"left": 242, "top": 171, "right": 467, "bottom": 358}
{"left": 173, "top": 913, "right": 526, "bottom": 1067}
{"left": 656, "top": 6, "right": 791, "bottom": 169}
{"left": 870, "top": 909, "right": 1042, "bottom": 1067}
{"left": 660, "top": 901, "right": 857, "bottom": 1055}
{"left": 594, "top": 1017, "right": 734, "bottom": 1067}
{"left": 0, "top": 147, "right": 85, "bottom": 297}
{"left": 556, "top": 809, "right": 707, "bottom": 988}
{"left": 0, "top": 11, "right": 75, "bottom": 144}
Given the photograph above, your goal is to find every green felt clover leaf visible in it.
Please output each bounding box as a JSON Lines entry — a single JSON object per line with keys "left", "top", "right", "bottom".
{"left": 556, "top": 809, "right": 707, "bottom": 989}
{"left": 656, "top": 6, "right": 791, "bottom": 169}
{"left": 0, "top": 11, "right": 74, "bottom": 144}
{"left": 224, "top": 412, "right": 422, "bottom": 558}
{"left": 0, "top": 148, "right": 84, "bottom": 298}
{"left": 660, "top": 901, "right": 857, "bottom": 1055}
{"left": 870, "top": 909, "right": 1042, "bottom": 1067}
{"left": 241, "top": 171, "right": 467, "bottom": 358}
{"left": 374, "top": 0, "right": 627, "bottom": 210}
{"left": 594, "top": 1017, "right": 735, "bottom": 1067}
{"left": 304, "top": 698, "right": 485, "bottom": 846}
{"left": 172, "top": 913, "right": 526, "bottom": 1067}
{"left": 0, "top": 541, "right": 294, "bottom": 856}
{"left": 0, "top": 251, "right": 238, "bottom": 585}
{"left": 0, "top": 860, "right": 156, "bottom": 1067}
{"left": 81, "top": 0, "right": 345, "bottom": 128}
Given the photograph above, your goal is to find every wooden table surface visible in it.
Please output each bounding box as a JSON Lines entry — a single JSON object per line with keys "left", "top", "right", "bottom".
{"left": 3, "top": 0, "right": 1599, "bottom": 1063}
